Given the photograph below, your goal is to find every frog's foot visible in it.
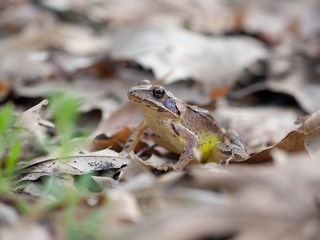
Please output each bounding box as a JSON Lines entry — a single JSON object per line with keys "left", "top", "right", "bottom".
{"left": 219, "top": 157, "right": 232, "bottom": 166}
{"left": 120, "top": 150, "right": 136, "bottom": 160}
{"left": 173, "top": 161, "right": 185, "bottom": 171}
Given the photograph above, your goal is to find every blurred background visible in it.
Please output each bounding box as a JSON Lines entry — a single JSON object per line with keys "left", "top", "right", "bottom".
{"left": 1, "top": 1, "right": 320, "bottom": 239}
{"left": 0, "top": 0, "right": 320, "bottom": 148}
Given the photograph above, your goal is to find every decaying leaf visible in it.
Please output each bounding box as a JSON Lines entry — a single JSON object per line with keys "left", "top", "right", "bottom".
{"left": 0, "top": 223, "right": 51, "bottom": 240}
{"left": 242, "top": 109, "right": 320, "bottom": 163}
{"left": 298, "top": 110, "right": 320, "bottom": 158}
{"left": 268, "top": 55, "right": 320, "bottom": 114}
{"left": 215, "top": 105, "right": 300, "bottom": 152}
{"left": 299, "top": 110, "right": 320, "bottom": 133}
{"left": 109, "top": 26, "right": 268, "bottom": 92}
{"left": 101, "top": 190, "right": 143, "bottom": 237}
{"left": 122, "top": 154, "right": 320, "bottom": 240}
{"left": 17, "top": 99, "right": 52, "bottom": 136}
{"left": 17, "top": 149, "right": 129, "bottom": 183}
{"left": 243, "top": 130, "right": 306, "bottom": 164}
{"left": 0, "top": 78, "right": 10, "bottom": 101}
{"left": 93, "top": 102, "right": 143, "bottom": 137}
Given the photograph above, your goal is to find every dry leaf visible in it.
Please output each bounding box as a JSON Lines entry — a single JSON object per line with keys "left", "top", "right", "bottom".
{"left": 18, "top": 149, "right": 129, "bottom": 183}
{"left": 93, "top": 102, "right": 143, "bottom": 137}
{"left": 268, "top": 54, "right": 320, "bottom": 114}
{"left": 215, "top": 105, "right": 300, "bottom": 152}
{"left": 109, "top": 26, "right": 268, "bottom": 92}
{"left": 124, "top": 154, "right": 320, "bottom": 240}
{"left": 0, "top": 203, "right": 19, "bottom": 226}
{"left": 0, "top": 223, "right": 51, "bottom": 240}
{"left": 17, "top": 99, "right": 51, "bottom": 136}
{"left": 299, "top": 110, "right": 320, "bottom": 133}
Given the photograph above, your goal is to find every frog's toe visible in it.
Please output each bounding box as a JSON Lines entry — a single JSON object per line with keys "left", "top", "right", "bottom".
{"left": 219, "top": 157, "right": 232, "bottom": 166}
{"left": 120, "top": 150, "right": 135, "bottom": 159}
{"left": 173, "top": 162, "right": 185, "bottom": 171}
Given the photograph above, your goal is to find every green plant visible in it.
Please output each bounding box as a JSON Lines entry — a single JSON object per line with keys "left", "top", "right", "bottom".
{"left": 49, "top": 93, "right": 82, "bottom": 142}
{"left": 64, "top": 204, "right": 105, "bottom": 240}
{"left": 0, "top": 104, "right": 22, "bottom": 193}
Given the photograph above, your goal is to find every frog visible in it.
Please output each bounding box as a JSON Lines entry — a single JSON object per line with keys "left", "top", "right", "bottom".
{"left": 122, "top": 79, "right": 248, "bottom": 170}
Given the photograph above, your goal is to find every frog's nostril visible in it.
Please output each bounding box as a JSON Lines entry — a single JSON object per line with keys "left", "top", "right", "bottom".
{"left": 128, "top": 91, "right": 135, "bottom": 98}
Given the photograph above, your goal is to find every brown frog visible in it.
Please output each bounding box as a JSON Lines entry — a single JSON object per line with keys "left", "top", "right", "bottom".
{"left": 122, "top": 80, "right": 248, "bottom": 170}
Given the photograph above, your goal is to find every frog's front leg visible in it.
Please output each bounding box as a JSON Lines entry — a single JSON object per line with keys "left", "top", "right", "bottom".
{"left": 121, "top": 120, "right": 148, "bottom": 157}
{"left": 171, "top": 122, "right": 201, "bottom": 170}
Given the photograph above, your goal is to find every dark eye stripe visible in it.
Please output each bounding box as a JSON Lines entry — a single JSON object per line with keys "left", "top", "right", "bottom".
{"left": 164, "top": 98, "right": 180, "bottom": 115}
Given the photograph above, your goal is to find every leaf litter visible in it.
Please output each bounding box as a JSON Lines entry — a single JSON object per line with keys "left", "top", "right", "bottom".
{"left": 1, "top": 0, "right": 320, "bottom": 239}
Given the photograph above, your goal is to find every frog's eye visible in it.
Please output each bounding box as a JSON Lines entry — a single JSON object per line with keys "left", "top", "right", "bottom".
{"left": 138, "top": 79, "right": 152, "bottom": 87}
{"left": 152, "top": 86, "right": 165, "bottom": 99}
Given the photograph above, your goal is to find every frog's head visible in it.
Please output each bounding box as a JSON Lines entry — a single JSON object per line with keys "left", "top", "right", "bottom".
{"left": 128, "top": 79, "right": 180, "bottom": 116}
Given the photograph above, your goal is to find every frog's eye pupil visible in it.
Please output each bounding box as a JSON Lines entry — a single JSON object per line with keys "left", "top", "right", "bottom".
{"left": 152, "top": 87, "right": 165, "bottom": 99}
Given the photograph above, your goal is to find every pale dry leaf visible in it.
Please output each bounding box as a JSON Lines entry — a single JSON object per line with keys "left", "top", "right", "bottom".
{"left": 119, "top": 155, "right": 153, "bottom": 181}
{"left": 244, "top": 130, "right": 306, "bottom": 164}
{"left": 241, "top": 0, "right": 320, "bottom": 43}
{"left": 0, "top": 203, "right": 19, "bottom": 226}
{"left": 165, "top": 79, "right": 210, "bottom": 105}
{"left": 124, "top": 155, "right": 320, "bottom": 240}
{"left": 299, "top": 110, "right": 320, "bottom": 133}
{"left": 268, "top": 55, "right": 320, "bottom": 114}
{"left": 94, "top": 102, "right": 143, "bottom": 137}
{"left": 305, "top": 128, "right": 320, "bottom": 159}
{"left": 48, "top": 23, "right": 110, "bottom": 56}
{"left": 215, "top": 104, "right": 300, "bottom": 152}
{"left": 17, "top": 99, "right": 50, "bottom": 136}
{"left": 0, "top": 223, "right": 51, "bottom": 240}
{"left": 109, "top": 26, "right": 268, "bottom": 92}
{"left": 18, "top": 149, "right": 129, "bottom": 182}
{"left": 19, "top": 182, "right": 42, "bottom": 197}
{"left": 16, "top": 99, "right": 53, "bottom": 151}
{"left": 117, "top": 171, "right": 157, "bottom": 194}
{"left": 297, "top": 111, "right": 320, "bottom": 158}
{"left": 38, "top": 0, "right": 235, "bottom": 34}
{"left": 15, "top": 78, "right": 124, "bottom": 124}
{"left": 14, "top": 80, "right": 71, "bottom": 98}
{"left": 101, "top": 190, "right": 142, "bottom": 237}
{"left": 0, "top": 22, "right": 55, "bottom": 81}
{"left": 91, "top": 176, "right": 115, "bottom": 189}
{"left": 114, "top": 159, "right": 165, "bottom": 215}
{"left": 241, "top": 1, "right": 296, "bottom": 42}
{"left": 143, "top": 154, "right": 177, "bottom": 171}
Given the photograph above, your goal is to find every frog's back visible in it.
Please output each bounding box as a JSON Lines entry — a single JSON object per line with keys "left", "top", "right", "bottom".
{"left": 180, "top": 105, "right": 222, "bottom": 160}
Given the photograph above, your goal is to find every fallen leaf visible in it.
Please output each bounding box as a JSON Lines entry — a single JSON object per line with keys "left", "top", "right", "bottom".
{"left": 268, "top": 51, "right": 320, "bottom": 113}
{"left": 215, "top": 105, "right": 300, "bottom": 152}
{"left": 0, "top": 223, "right": 51, "bottom": 240}
{"left": 17, "top": 99, "right": 51, "bottom": 137}
{"left": 17, "top": 149, "right": 129, "bottom": 183}
{"left": 299, "top": 110, "right": 320, "bottom": 133}
{"left": 109, "top": 26, "right": 268, "bottom": 92}
{"left": 124, "top": 154, "right": 320, "bottom": 240}
{"left": 243, "top": 130, "right": 306, "bottom": 164}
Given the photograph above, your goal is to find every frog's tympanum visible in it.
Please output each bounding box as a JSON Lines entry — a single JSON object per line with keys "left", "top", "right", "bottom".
{"left": 122, "top": 79, "right": 248, "bottom": 170}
